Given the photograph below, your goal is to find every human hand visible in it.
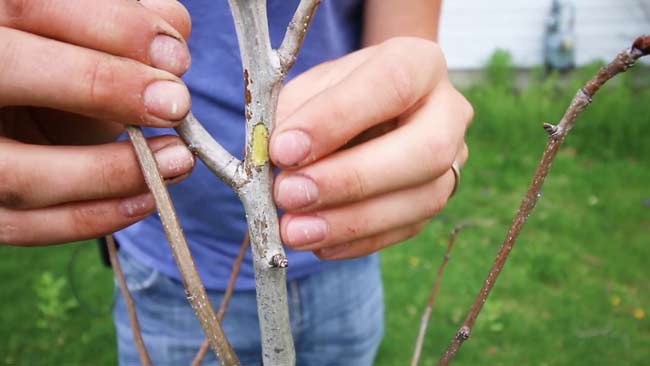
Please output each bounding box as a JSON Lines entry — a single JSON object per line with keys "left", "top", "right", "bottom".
{"left": 0, "top": 0, "right": 195, "bottom": 246}
{"left": 271, "top": 37, "right": 473, "bottom": 260}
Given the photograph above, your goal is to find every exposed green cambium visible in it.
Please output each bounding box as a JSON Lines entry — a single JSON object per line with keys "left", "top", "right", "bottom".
{"left": 252, "top": 123, "right": 269, "bottom": 166}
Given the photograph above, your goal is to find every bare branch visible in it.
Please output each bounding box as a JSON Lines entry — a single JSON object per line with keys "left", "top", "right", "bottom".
{"left": 411, "top": 222, "right": 470, "bottom": 366}
{"left": 438, "top": 35, "right": 650, "bottom": 366}
{"left": 175, "top": 112, "right": 246, "bottom": 188}
{"left": 106, "top": 235, "right": 152, "bottom": 366}
{"left": 192, "top": 233, "right": 251, "bottom": 366}
{"left": 219, "top": 1, "right": 321, "bottom": 364}
{"left": 126, "top": 126, "right": 239, "bottom": 366}
{"left": 278, "top": 0, "right": 322, "bottom": 72}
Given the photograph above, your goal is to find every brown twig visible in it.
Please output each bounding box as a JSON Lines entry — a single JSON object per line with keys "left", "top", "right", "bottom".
{"left": 411, "top": 222, "right": 470, "bottom": 366}
{"left": 106, "top": 235, "right": 152, "bottom": 366}
{"left": 126, "top": 126, "right": 239, "bottom": 366}
{"left": 192, "top": 233, "right": 251, "bottom": 366}
{"left": 438, "top": 35, "right": 650, "bottom": 365}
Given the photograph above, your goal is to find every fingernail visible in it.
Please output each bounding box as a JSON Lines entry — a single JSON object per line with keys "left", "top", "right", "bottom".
{"left": 144, "top": 81, "right": 190, "bottom": 121}
{"left": 276, "top": 175, "right": 319, "bottom": 209}
{"left": 285, "top": 216, "right": 328, "bottom": 246}
{"left": 150, "top": 35, "right": 191, "bottom": 75}
{"left": 154, "top": 144, "right": 194, "bottom": 178}
{"left": 272, "top": 130, "right": 311, "bottom": 167}
{"left": 120, "top": 193, "right": 155, "bottom": 217}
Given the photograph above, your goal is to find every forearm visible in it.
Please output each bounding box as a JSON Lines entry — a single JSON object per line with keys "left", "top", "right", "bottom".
{"left": 362, "top": 0, "right": 442, "bottom": 45}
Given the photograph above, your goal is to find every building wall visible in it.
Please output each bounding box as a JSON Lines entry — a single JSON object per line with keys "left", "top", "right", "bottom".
{"left": 439, "top": 0, "right": 650, "bottom": 69}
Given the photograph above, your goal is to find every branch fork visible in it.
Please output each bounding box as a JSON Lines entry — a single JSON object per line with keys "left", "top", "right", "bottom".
{"left": 124, "top": 1, "right": 322, "bottom": 365}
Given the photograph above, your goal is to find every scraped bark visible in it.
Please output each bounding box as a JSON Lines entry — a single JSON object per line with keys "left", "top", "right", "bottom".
{"left": 128, "top": 1, "right": 321, "bottom": 365}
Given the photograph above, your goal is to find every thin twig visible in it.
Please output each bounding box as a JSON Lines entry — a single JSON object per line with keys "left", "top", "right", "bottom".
{"left": 106, "top": 235, "right": 152, "bottom": 366}
{"left": 126, "top": 126, "right": 239, "bottom": 366}
{"left": 277, "top": 0, "right": 322, "bottom": 72}
{"left": 192, "top": 233, "right": 251, "bottom": 366}
{"left": 438, "top": 35, "right": 650, "bottom": 365}
{"left": 175, "top": 112, "right": 246, "bottom": 188}
{"left": 411, "top": 222, "right": 470, "bottom": 366}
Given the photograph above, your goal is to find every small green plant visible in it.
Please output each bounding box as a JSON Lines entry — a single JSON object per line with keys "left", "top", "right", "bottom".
{"left": 34, "top": 272, "right": 78, "bottom": 331}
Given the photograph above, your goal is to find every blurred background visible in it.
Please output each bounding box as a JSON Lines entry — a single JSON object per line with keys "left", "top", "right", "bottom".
{"left": 1, "top": 0, "right": 649, "bottom": 365}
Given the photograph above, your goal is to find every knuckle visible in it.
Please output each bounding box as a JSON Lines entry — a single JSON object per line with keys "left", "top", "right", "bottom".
{"left": 423, "top": 134, "right": 456, "bottom": 176}
{"left": 454, "top": 88, "right": 475, "bottom": 125}
{"left": 338, "top": 166, "right": 367, "bottom": 203}
{"left": 0, "top": 31, "right": 19, "bottom": 88}
{"left": 0, "top": 214, "right": 20, "bottom": 244}
{"left": 0, "top": 158, "right": 25, "bottom": 209}
{"left": 377, "top": 41, "right": 418, "bottom": 109}
{"left": 384, "top": 57, "right": 416, "bottom": 111}
{"left": 94, "top": 152, "right": 127, "bottom": 197}
{"left": 70, "top": 204, "right": 107, "bottom": 237}
{"left": 423, "top": 194, "right": 447, "bottom": 219}
{"left": 406, "top": 223, "right": 425, "bottom": 240}
{"left": 85, "top": 57, "right": 120, "bottom": 105}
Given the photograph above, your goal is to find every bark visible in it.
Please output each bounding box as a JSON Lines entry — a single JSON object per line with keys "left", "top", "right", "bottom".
{"left": 175, "top": 1, "right": 321, "bottom": 364}
{"left": 126, "top": 126, "right": 239, "bottom": 365}
{"left": 192, "top": 234, "right": 251, "bottom": 366}
{"left": 411, "top": 222, "right": 469, "bottom": 366}
{"left": 106, "top": 235, "right": 152, "bottom": 366}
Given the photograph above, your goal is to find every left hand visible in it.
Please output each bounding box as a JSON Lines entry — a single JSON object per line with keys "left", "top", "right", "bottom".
{"left": 270, "top": 37, "right": 473, "bottom": 260}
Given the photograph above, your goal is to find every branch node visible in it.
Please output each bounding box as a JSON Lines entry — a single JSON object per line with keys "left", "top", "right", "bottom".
{"left": 632, "top": 35, "right": 650, "bottom": 56}
{"left": 543, "top": 122, "right": 562, "bottom": 138}
{"left": 455, "top": 326, "right": 471, "bottom": 341}
{"left": 271, "top": 254, "right": 289, "bottom": 268}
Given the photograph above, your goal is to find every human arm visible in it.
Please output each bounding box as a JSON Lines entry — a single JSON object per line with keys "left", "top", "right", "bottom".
{"left": 270, "top": 0, "right": 472, "bottom": 259}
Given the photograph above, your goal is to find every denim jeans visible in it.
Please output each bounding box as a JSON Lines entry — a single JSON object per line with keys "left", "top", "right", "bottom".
{"left": 113, "top": 250, "right": 384, "bottom": 366}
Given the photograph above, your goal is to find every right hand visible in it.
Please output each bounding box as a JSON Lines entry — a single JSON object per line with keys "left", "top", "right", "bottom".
{"left": 0, "top": 0, "right": 195, "bottom": 246}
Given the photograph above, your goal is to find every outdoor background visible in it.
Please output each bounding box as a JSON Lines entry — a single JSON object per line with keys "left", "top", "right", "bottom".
{"left": 1, "top": 1, "right": 649, "bottom": 365}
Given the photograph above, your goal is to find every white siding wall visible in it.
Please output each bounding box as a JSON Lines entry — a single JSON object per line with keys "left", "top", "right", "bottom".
{"left": 439, "top": 0, "right": 650, "bottom": 69}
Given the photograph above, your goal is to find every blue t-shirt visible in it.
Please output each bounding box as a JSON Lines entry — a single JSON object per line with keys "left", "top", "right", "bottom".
{"left": 115, "top": 0, "right": 366, "bottom": 290}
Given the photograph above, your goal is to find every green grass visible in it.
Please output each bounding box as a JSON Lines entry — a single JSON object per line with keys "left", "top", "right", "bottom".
{"left": 1, "top": 59, "right": 649, "bottom": 365}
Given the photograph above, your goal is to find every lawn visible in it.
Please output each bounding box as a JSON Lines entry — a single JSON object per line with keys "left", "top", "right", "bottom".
{"left": 1, "top": 58, "right": 648, "bottom": 365}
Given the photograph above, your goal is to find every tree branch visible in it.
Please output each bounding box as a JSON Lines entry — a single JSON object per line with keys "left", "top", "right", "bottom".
{"left": 278, "top": 0, "right": 322, "bottom": 73}
{"left": 175, "top": 112, "right": 246, "bottom": 188}
{"left": 106, "top": 234, "right": 152, "bottom": 366}
{"left": 438, "top": 35, "right": 650, "bottom": 365}
{"left": 126, "top": 126, "right": 239, "bottom": 366}
{"left": 411, "top": 222, "right": 470, "bottom": 366}
{"left": 192, "top": 233, "right": 251, "bottom": 366}
{"left": 223, "top": 1, "right": 321, "bottom": 365}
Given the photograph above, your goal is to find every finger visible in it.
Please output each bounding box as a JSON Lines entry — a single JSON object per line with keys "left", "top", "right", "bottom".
{"left": 315, "top": 221, "right": 428, "bottom": 260}
{"left": 280, "top": 169, "right": 456, "bottom": 250}
{"left": 270, "top": 38, "right": 445, "bottom": 168}
{"left": 274, "top": 81, "right": 472, "bottom": 211}
{"left": 138, "top": 0, "right": 192, "bottom": 40}
{"left": 0, "top": 135, "right": 194, "bottom": 210}
{"left": 0, "top": 193, "right": 156, "bottom": 246}
{"left": 0, "top": 27, "right": 190, "bottom": 126}
{"left": 277, "top": 45, "right": 375, "bottom": 122}
{"left": 0, "top": 0, "right": 190, "bottom": 75}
